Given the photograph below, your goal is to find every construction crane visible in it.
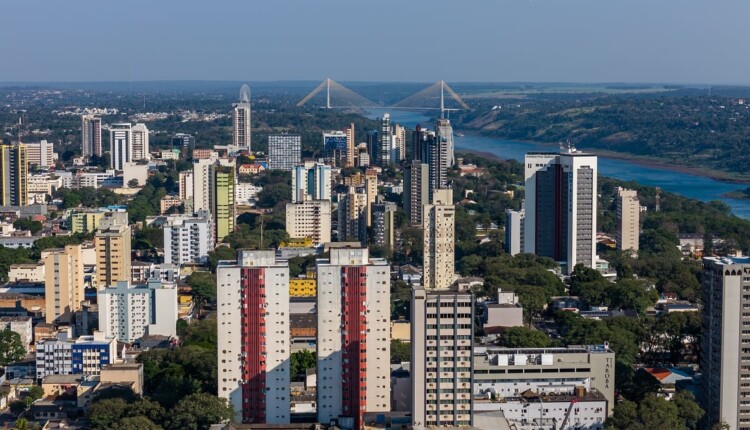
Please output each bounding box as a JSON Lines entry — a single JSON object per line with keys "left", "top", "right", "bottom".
{"left": 556, "top": 399, "right": 578, "bottom": 430}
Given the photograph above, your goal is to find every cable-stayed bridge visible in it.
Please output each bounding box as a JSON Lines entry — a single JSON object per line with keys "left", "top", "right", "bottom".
{"left": 296, "top": 78, "right": 470, "bottom": 114}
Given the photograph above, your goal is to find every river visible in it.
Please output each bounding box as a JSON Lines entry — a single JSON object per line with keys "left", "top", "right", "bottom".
{"left": 364, "top": 109, "right": 750, "bottom": 220}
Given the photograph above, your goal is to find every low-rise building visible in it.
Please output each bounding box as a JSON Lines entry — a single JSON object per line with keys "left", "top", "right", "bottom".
{"left": 35, "top": 330, "right": 117, "bottom": 380}
{"left": 289, "top": 277, "right": 316, "bottom": 297}
{"left": 159, "top": 196, "right": 183, "bottom": 214}
{"left": 473, "top": 345, "right": 615, "bottom": 418}
{"left": 0, "top": 315, "right": 33, "bottom": 348}
{"left": 100, "top": 362, "right": 144, "bottom": 395}
{"left": 8, "top": 262, "right": 45, "bottom": 282}
{"left": 235, "top": 182, "right": 262, "bottom": 205}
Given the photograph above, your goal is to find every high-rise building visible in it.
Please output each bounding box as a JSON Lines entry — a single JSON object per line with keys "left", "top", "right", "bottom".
{"left": 427, "top": 123, "right": 450, "bottom": 203}
{"left": 356, "top": 143, "right": 370, "bottom": 167}
{"left": 411, "top": 287, "right": 474, "bottom": 428}
{"left": 316, "top": 248, "right": 390, "bottom": 429}
{"left": 95, "top": 212, "right": 131, "bottom": 288}
{"left": 337, "top": 186, "right": 368, "bottom": 243}
{"left": 178, "top": 170, "right": 194, "bottom": 201}
{"left": 268, "top": 134, "right": 301, "bottom": 171}
{"left": 423, "top": 189, "right": 455, "bottom": 290}
{"left": 285, "top": 200, "right": 332, "bottom": 246}
{"left": 109, "top": 123, "right": 132, "bottom": 171}
{"left": 211, "top": 165, "right": 235, "bottom": 242}
{"left": 98, "top": 279, "right": 177, "bottom": 343}
{"left": 0, "top": 144, "right": 28, "bottom": 206}
{"left": 44, "top": 244, "right": 84, "bottom": 324}
{"left": 323, "top": 131, "right": 348, "bottom": 166}
{"left": 233, "top": 86, "right": 252, "bottom": 151}
{"left": 403, "top": 161, "right": 429, "bottom": 227}
{"left": 193, "top": 158, "right": 216, "bottom": 213}
{"left": 505, "top": 208, "right": 525, "bottom": 256}
{"left": 163, "top": 212, "right": 214, "bottom": 266}
{"left": 367, "top": 130, "right": 378, "bottom": 165}
{"left": 393, "top": 124, "right": 406, "bottom": 162}
{"left": 82, "top": 115, "right": 102, "bottom": 158}
{"left": 371, "top": 202, "right": 396, "bottom": 250}
{"left": 616, "top": 187, "right": 640, "bottom": 254}
{"left": 25, "top": 140, "right": 54, "bottom": 168}
{"left": 412, "top": 125, "right": 431, "bottom": 162}
{"left": 345, "top": 123, "right": 355, "bottom": 167}
{"left": 291, "top": 162, "right": 332, "bottom": 202}
{"left": 701, "top": 256, "right": 750, "bottom": 429}
{"left": 131, "top": 123, "right": 150, "bottom": 161}
{"left": 217, "top": 250, "right": 290, "bottom": 424}
{"left": 365, "top": 170, "right": 378, "bottom": 227}
{"left": 436, "top": 118, "right": 455, "bottom": 167}
{"left": 376, "top": 113, "right": 392, "bottom": 166}
{"left": 523, "top": 148, "right": 597, "bottom": 274}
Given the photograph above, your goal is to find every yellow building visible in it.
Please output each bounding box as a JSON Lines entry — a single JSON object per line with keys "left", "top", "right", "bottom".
{"left": 0, "top": 144, "right": 28, "bottom": 206}
{"left": 289, "top": 278, "right": 316, "bottom": 297}
{"left": 95, "top": 213, "right": 131, "bottom": 288}
{"left": 70, "top": 211, "right": 105, "bottom": 234}
{"left": 211, "top": 165, "right": 235, "bottom": 242}
{"left": 178, "top": 294, "right": 194, "bottom": 318}
{"left": 44, "top": 244, "right": 84, "bottom": 324}
{"left": 280, "top": 237, "right": 314, "bottom": 248}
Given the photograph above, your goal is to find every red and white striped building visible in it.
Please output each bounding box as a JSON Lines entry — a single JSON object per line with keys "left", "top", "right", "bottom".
{"left": 316, "top": 248, "right": 390, "bottom": 429}
{"left": 217, "top": 250, "right": 290, "bottom": 424}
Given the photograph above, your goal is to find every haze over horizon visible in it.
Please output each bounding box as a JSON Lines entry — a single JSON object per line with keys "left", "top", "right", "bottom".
{"left": 2, "top": 0, "right": 749, "bottom": 85}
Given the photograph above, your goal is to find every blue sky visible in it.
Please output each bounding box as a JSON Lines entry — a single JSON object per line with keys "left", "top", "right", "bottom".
{"left": 1, "top": 0, "right": 748, "bottom": 84}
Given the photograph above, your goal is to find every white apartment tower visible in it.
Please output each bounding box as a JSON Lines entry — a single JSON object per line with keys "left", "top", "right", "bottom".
{"left": 130, "top": 123, "right": 150, "bottom": 161}
{"left": 193, "top": 157, "right": 217, "bottom": 213}
{"left": 523, "top": 149, "right": 597, "bottom": 274}
{"left": 423, "top": 189, "right": 455, "bottom": 290}
{"left": 291, "top": 162, "right": 332, "bottom": 202}
{"left": 81, "top": 115, "right": 102, "bottom": 158}
{"left": 178, "top": 170, "right": 194, "bottom": 200}
{"left": 109, "top": 123, "right": 132, "bottom": 171}
{"left": 505, "top": 208, "right": 525, "bottom": 256}
{"left": 233, "top": 85, "right": 252, "bottom": 151}
{"left": 163, "top": 212, "right": 214, "bottom": 266}
{"left": 411, "top": 287, "right": 474, "bottom": 428}
{"left": 217, "top": 250, "right": 290, "bottom": 424}
{"left": 316, "top": 248, "right": 390, "bottom": 429}
{"left": 616, "top": 187, "right": 640, "bottom": 254}
{"left": 377, "top": 113, "right": 392, "bottom": 166}
{"left": 435, "top": 118, "right": 455, "bottom": 168}
{"left": 285, "top": 199, "right": 332, "bottom": 246}
{"left": 97, "top": 279, "right": 178, "bottom": 343}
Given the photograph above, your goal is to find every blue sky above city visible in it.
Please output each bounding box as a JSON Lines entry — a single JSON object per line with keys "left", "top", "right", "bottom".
{"left": 2, "top": 0, "right": 748, "bottom": 84}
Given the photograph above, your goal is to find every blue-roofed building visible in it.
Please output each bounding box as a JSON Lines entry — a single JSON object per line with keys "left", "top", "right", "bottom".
{"left": 35, "top": 329, "right": 117, "bottom": 380}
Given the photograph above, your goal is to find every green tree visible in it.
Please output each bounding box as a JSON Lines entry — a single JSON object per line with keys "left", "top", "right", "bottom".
{"left": 9, "top": 400, "right": 26, "bottom": 416}
{"left": 127, "top": 179, "right": 140, "bottom": 188}
{"left": 208, "top": 247, "right": 236, "bottom": 272}
{"left": 673, "top": 391, "right": 704, "bottom": 429}
{"left": 12, "top": 219, "right": 43, "bottom": 235}
{"left": 290, "top": 350, "right": 317, "bottom": 381}
{"left": 111, "top": 416, "right": 163, "bottom": 430}
{"left": 638, "top": 394, "right": 681, "bottom": 429}
{"left": 185, "top": 272, "right": 217, "bottom": 307}
{"left": 27, "top": 386, "right": 43, "bottom": 401}
{"left": 499, "top": 326, "right": 551, "bottom": 348}
{"left": 605, "top": 400, "right": 639, "bottom": 430}
{"left": 88, "top": 398, "right": 129, "bottom": 430}
{"left": 391, "top": 340, "right": 411, "bottom": 364}
{"left": 165, "top": 393, "right": 233, "bottom": 430}
{"left": 0, "top": 330, "right": 26, "bottom": 366}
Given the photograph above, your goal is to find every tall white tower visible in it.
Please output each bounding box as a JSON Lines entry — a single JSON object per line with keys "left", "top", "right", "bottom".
{"left": 232, "top": 85, "right": 252, "bottom": 152}
{"left": 109, "top": 123, "right": 132, "bottom": 171}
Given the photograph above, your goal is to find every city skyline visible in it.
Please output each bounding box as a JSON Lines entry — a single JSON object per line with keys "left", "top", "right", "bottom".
{"left": 1, "top": 1, "right": 749, "bottom": 84}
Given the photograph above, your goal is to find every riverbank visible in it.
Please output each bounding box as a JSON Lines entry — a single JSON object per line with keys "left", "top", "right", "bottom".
{"left": 457, "top": 129, "right": 750, "bottom": 185}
